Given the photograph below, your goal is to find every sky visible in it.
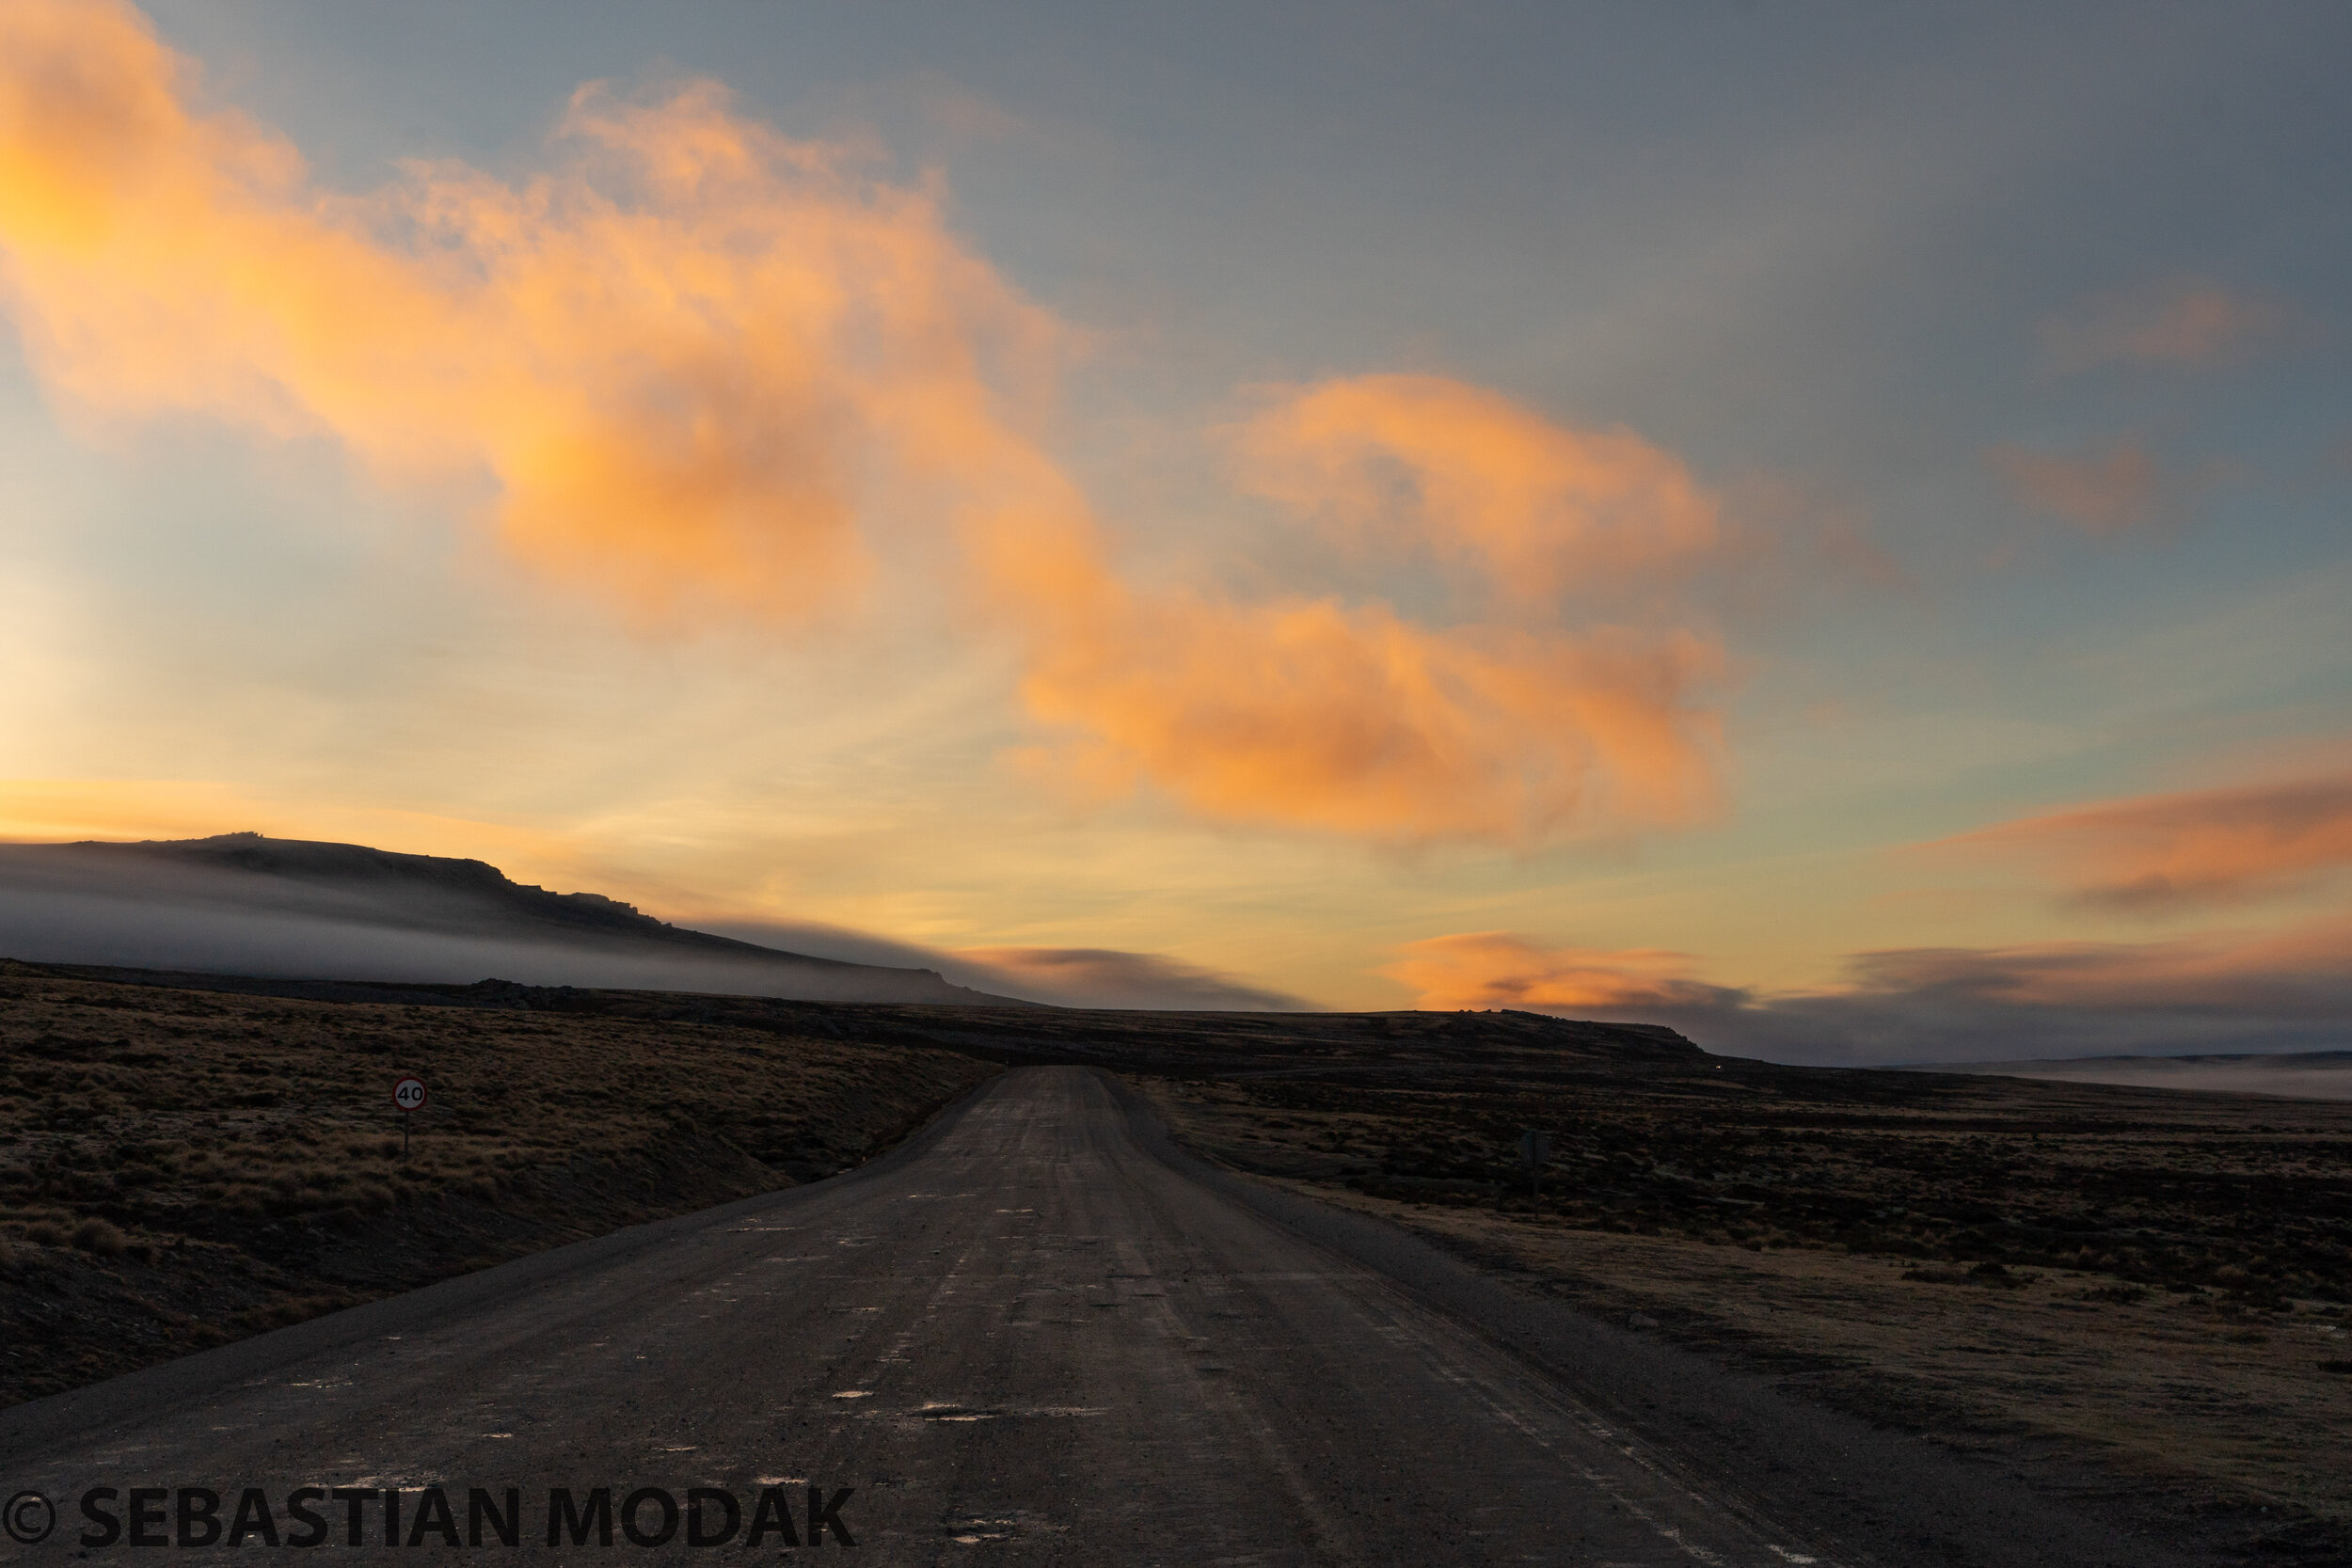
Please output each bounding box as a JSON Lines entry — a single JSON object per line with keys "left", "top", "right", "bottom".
{"left": 1, "top": 0, "right": 2348, "bottom": 1061}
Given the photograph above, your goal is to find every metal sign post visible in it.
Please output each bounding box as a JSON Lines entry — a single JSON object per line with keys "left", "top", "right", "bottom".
{"left": 1517, "top": 1130, "right": 1553, "bottom": 1204}
{"left": 392, "top": 1076, "right": 428, "bottom": 1159}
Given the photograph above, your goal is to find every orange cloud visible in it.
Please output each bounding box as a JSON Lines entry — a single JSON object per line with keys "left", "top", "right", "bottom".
{"left": 1381, "top": 931, "right": 1740, "bottom": 1013}
{"left": 995, "top": 375, "right": 1725, "bottom": 842}
{"left": 1387, "top": 920, "right": 2352, "bottom": 1025}
{"left": 1235, "top": 374, "right": 1720, "bottom": 608}
{"left": 1388, "top": 919, "right": 2352, "bottom": 1063}
{"left": 1846, "top": 914, "right": 2352, "bottom": 1018}
{"left": 0, "top": 0, "right": 1056, "bottom": 620}
{"left": 2042, "top": 279, "right": 2292, "bottom": 373}
{"left": 1011, "top": 583, "right": 1723, "bottom": 842}
{"left": 0, "top": 1, "right": 1726, "bottom": 847}
{"left": 1937, "top": 773, "right": 2352, "bottom": 911}
{"left": 1985, "top": 438, "right": 2172, "bottom": 535}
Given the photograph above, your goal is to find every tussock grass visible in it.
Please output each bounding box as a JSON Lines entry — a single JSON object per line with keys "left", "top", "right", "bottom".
{"left": 72, "top": 1216, "right": 125, "bottom": 1254}
{"left": 1147, "top": 1060, "right": 2352, "bottom": 1306}
{"left": 1144, "top": 1056, "right": 2352, "bottom": 1555}
{"left": 0, "top": 959, "right": 997, "bottom": 1405}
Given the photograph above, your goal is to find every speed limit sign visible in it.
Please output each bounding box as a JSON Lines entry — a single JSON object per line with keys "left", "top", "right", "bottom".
{"left": 391, "top": 1076, "right": 427, "bottom": 1159}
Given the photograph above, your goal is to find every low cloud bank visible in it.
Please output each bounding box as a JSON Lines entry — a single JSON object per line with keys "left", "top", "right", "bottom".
{"left": 0, "top": 888, "right": 962, "bottom": 1002}
{"left": 0, "top": 834, "right": 1306, "bottom": 1010}
{"left": 1389, "top": 923, "right": 2352, "bottom": 1066}
{"left": 1915, "top": 1053, "right": 2352, "bottom": 1101}
{"left": 0, "top": 837, "right": 1003, "bottom": 1005}
{"left": 954, "top": 947, "right": 1309, "bottom": 1011}
{"left": 701, "top": 922, "right": 1311, "bottom": 1010}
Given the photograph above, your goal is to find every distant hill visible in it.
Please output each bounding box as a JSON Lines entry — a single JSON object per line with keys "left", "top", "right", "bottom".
{"left": 0, "top": 832, "right": 1025, "bottom": 1006}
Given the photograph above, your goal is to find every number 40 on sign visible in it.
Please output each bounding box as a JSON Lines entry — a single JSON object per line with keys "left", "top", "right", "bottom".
{"left": 392, "top": 1075, "right": 427, "bottom": 1158}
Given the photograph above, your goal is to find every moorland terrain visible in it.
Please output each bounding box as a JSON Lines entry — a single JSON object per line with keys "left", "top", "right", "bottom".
{"left": 6, "top": 959, "right": 2348, "bottom": 1557}
{"left": 1137, "top": 1044, "right": 2352, "bottom": 1560}
{"left": 0, "top": 959, "right": 996, "bottom": 1405}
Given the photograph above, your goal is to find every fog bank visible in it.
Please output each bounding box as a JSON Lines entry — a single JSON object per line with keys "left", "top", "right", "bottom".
{"left": 0, "top": 835, "right": 1011, "bottom": 1005}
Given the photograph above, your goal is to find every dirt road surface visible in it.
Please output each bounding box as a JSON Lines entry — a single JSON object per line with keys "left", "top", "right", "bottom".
{"left": 0, "top": 1069, "right": 2202, "bottom": 1564}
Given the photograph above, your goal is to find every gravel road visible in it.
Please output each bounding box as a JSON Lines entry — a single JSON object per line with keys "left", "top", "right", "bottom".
{"left": 0, "top": 1067, "right": 2204, "bottom": 1564}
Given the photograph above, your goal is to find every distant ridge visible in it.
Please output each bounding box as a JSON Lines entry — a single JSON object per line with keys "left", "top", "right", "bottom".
{"left": 0, "top": 832, "right": 1029, "bottom": 1006}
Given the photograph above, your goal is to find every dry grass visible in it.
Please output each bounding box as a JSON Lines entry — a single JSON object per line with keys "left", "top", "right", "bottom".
{"left": 1137, "top": 1056, "right": 2352, "bottom": 1553}
{"left": 1279, "top": 1190, "right": 2352, "bottom": 1521}
{"left": 0, "top": 959, "right": 997, "bottom": 1405}
{"left": 1141, "top": 1059, "right": 2352, "bottom": 1303}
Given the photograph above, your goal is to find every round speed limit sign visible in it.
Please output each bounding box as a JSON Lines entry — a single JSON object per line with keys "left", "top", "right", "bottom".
{"left": 391, "top": 1076, "right": 428, "bottom": 1113}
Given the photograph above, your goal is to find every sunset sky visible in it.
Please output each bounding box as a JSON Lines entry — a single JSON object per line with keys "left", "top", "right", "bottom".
{"left": 2, "top": 0, "right": 2348, "bottom": 1059}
